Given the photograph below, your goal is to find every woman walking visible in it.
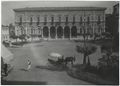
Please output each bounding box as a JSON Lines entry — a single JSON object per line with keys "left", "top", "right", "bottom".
{"left": 27, "top": 57, "right": 31, "bottom": 71}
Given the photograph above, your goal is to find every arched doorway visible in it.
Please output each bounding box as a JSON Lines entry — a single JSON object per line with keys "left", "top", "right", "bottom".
{"left": 71, "top": 26, "right": 77, "bottom": 37}
{"left": 64, "top": 26, "right": 70, "bottom": 38}
{"left": 50, "top": 26, "right": 56, "bottom": 38}
{"left": 57, "top": 26, "right": 63, "bottom": 38}
{"left": 43, "top": 26, "right": 49, "bottom": 38}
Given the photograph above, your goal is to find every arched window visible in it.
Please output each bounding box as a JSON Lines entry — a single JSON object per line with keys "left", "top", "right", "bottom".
{"left": 64, "top": 26, "right": 70, "bottom": 38}
{"left": 43, "top": 26, "right": 49, "bottom": 37}
{"left": 71, "top": 26, "right": 77, "bottom": 37}
{"left": 57, "top": 26, "right": 63, "bottom": 38}
{"left": 50, "top": 26, "right": 56, "bottom": 38}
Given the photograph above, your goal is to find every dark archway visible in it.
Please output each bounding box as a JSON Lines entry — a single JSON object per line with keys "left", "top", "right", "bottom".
{"left": 43, "top": 26, "right": 49, "bottom": 38}
{"left": 71, "top": 26, "right": 77, "bottom": 37}
{"left": 64, "top": 26, "right": 70, "bottom": 38}
{"left": 50, "top": 26, "right": 56, "bottom": 38}
{"left": 57, "top": 26, "right": 63, "bottom": 38}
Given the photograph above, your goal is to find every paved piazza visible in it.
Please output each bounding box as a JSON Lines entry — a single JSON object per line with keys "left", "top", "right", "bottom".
{"left": 6, "top": 40, "right": 102, "bottom": 85}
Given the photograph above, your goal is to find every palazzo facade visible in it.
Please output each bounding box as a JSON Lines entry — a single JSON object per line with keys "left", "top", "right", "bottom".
{"left": 14, "top": 7, "right": 106, "bottom": 40}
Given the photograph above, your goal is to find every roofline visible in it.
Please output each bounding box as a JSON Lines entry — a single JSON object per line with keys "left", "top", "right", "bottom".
{"left": 13, "top": 7, "right": 106, "bottom": 12}
{"left": 113, "top": 3, "right": 119, "bottom": 7}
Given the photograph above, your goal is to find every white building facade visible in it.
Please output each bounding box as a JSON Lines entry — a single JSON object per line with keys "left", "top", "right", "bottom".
{"left": 14, "top": 7, "right": 106, "bottom": 40}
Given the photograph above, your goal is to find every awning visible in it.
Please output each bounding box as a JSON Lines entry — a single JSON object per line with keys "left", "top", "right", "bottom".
{"left": 1, "top": 44, "right": 14, "bottom": 63}
{"left": 49, "top": 52, "right": 62, "bottom": 58}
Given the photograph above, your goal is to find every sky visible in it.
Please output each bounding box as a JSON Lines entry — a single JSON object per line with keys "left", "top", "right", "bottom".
{"left": 2, "top": 1, "right": 118, "bottom": 25}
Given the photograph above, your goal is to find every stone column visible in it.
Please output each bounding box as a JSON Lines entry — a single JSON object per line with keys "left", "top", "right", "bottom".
{"left": 48, "top": 28, "right": 50, "bottom": 40}
{"left": 62, "top": 28, "right": 64, "bottom": 39}
{"left": 41, "top": 28, "right": 43, "bottom": 38}
{"left": 103, "top": 23, "right": 105, "bottom": 32}
{"left": 70, "top": 28, "right": 71, "bottom": 40}
{"left": 99, "top": 24, "right": 101, "bottom": 35}
{"left": 55, "top": 28, "right": 57, "bottom": 39}
{"left": 93, "top": 23, "right": 95, "bottom": 34}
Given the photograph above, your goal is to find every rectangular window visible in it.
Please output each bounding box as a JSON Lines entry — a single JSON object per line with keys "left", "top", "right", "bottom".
{"left": 30, "top": 17, "right": 33, "bottom": 25}
{"left": 80, "top": 16, "right": 82, "bottom": 24}
{"left": 97, "top": 16, "right": 100, "bottom": 24}
{"left": 44, "top": 16, "right": 47, "bottom": 25}
{"left": 65, "top": 16, "right": 68, "bottom": 24}
{"left": 83, "top": 16, "right": 86, "bottom": 22}
{"left": 37, "top": 17, "right": 40, "bottom": 25}
{"left": 51, "top": 16, "right": 54, "bottom": 25}
{"left": 59, "top": 16, "right": 61, "bottom": 23}
{"left": 87, "top": 16, "right": 90, "bottom": 24}
{"left": 19, "top": 17, "right": 22, "bottom": 25}
{"left": 73, "top": 16, "right": 75, "bottom": 25}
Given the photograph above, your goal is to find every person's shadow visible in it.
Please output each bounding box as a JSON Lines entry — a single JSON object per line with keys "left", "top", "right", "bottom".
{"left": 20, "top": 68, "right": 28, "bottom": 72}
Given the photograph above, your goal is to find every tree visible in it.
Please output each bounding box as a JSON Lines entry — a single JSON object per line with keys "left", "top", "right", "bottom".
{"left": 98, "top": 52, "right": 119, "bottom": 82}
{"left": 76, "top": 44, "right": 97, "bottom": 65}
{"left": 9, "top": 24, "right": 17, "bottom": 42}
{"left": 79, "top": 23, "right": 97, "bottom": 65}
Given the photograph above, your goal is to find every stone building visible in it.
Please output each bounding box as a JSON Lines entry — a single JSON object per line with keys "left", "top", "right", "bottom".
{"left": 113, "top": 3, "right": 119, "bottom": 33}
{"left": 1, "top": 25, "right": 10, "bottom": 42}
{"left": 13, "top": 7, "right": 106, "bottom": 40}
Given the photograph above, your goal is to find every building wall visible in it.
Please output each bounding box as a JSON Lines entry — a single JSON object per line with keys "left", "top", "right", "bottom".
{"left": 14, "top": 8, "right": 106, "bottom": 40}
{"left": 113, "top": 3, "right": 119, "bottom": 33}
{"left": 2, "top": 26, "right": 10, "bottom": 42}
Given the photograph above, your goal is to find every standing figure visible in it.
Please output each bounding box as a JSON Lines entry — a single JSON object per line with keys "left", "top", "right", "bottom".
{"left": 4, "top": 63, "right": 8, "bottom": 76}
{"left": 27, "top": 58, "right": 31, "bottom": 71}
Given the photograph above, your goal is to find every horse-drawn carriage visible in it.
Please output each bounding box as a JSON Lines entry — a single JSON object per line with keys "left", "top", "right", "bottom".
{"left": 48, "top": 53, "right": 76, "bottom": 66}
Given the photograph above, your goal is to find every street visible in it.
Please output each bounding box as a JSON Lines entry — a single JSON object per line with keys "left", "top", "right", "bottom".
{"left": 5, "top": 40, "right": 102, "bottom": 85}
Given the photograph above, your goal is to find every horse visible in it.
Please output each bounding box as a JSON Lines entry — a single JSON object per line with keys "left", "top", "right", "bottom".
{"left": 64, "top": 56, "right": 76, "bottom": 66}
{"left": 57, "top": 56, "right": 65, "bottom": 65}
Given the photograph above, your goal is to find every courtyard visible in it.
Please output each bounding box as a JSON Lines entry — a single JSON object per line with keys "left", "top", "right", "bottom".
{"left": 3, "top": 40, "right": 103, "bottom": 85}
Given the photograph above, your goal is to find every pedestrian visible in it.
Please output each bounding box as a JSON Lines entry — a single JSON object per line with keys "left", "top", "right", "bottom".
{"left": 4, "top": 63, "right": 8, "bottom": 76}
{"left": 27, "top": 58, "right": 31, "bottom": 71}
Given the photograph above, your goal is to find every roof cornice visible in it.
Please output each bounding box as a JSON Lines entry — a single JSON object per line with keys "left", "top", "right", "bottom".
{"left": 13, "top": 7, "right": 106, "bottom": 12}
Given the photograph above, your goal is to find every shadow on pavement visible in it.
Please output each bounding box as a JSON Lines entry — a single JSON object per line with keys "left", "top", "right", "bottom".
{"left": 35, "top": 65, "right": 67, "bottom": 71}
{"left": 1, "top": 80, "right": 47, "bottom": 85}
{"left": 19, "top": 68, "right": 28, "bottom": 72}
